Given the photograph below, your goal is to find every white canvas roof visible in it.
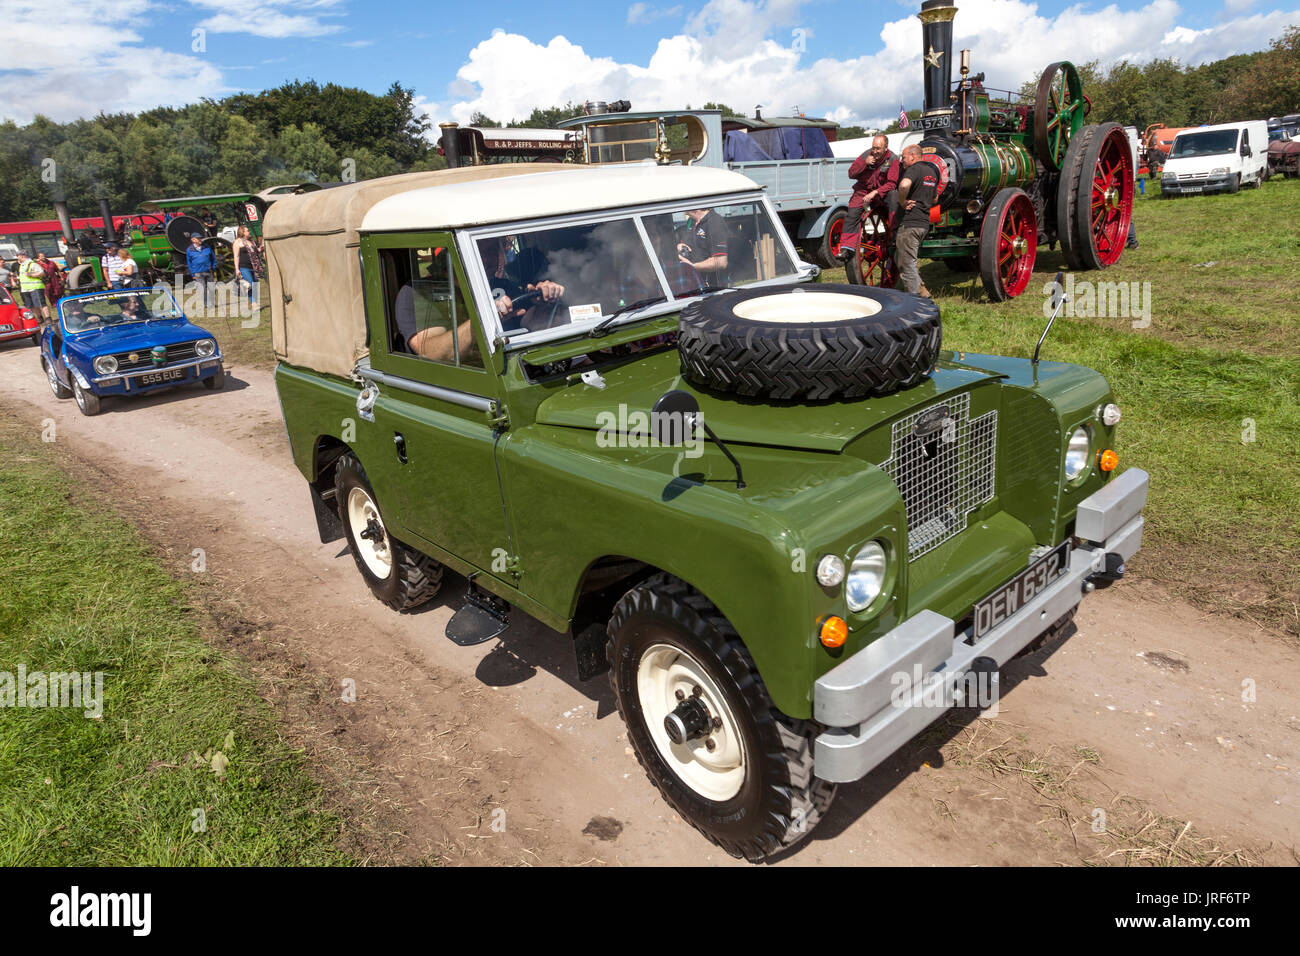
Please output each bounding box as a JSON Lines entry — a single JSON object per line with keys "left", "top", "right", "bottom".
{"left": 266, "top": 163, "right": 761, "bottom": 377}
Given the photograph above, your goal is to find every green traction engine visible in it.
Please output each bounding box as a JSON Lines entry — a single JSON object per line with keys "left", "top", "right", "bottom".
{"left": 845, "top": 0, "right": 1135, "bottom": 300}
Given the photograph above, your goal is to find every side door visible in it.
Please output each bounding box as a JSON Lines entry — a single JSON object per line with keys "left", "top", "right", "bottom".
{"left": 361, "top": 232, "right": 515, "bottom": 584}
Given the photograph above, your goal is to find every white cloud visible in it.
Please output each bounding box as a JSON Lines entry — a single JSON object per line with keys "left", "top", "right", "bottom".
{"left": 0, "top": 0, "right": 226, "bottom": 123}
{"left": 439, "top": 0, "right": 1300, "bottom": 129}
{"left": 188, "top": 0, "right": 345, "bottom": 39}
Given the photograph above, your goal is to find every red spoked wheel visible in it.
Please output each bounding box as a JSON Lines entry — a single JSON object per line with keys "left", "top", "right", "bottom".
{"left": 979, "top": 187, "right": 1038, "bottom": 301}
{"left": 844, "top": 207, "right": 897, "bottom": 288}
{"left": 1075, "top": 123, "right": 1134, "bottom": 269}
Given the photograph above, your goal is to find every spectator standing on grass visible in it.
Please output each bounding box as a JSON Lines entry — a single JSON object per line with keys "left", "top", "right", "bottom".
{"left": 0, "top": 260, "right": 11, "bottom": 291}
{"left": 116, "top": 250, "right": 142, "bottom": 288}
{"left": 231, "top": 225, "right": 262, "bottom": 307}
{"left": 15, "top": 250, "right": 50, "bottom": 321}
{"left": 893, "top": 145, "right": 940, "bottom": 299}
{"left": 36, "top": 253, "right": 65, "bottom": 302}
{"left": 185, "top": 233, "right": 217, "bottom": 309}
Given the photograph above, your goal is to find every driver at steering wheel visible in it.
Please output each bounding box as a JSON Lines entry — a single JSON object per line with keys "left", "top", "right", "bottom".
{"left": 479, "top": 237, "right": 565, "bottom": 333}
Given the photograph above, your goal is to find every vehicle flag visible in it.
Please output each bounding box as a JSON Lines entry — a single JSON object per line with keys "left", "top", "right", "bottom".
{"left": 899, "top": 105, "right": 910, "bottom": 130}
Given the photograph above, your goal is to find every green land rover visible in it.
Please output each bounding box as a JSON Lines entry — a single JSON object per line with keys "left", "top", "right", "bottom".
{"left": 265, "top": 164, "right": 1148, "bottom": 861}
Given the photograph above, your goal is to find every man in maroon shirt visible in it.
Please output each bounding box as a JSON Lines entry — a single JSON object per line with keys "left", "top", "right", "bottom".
{"left": 838, "top": 134, "right": 900, "bottom": 261}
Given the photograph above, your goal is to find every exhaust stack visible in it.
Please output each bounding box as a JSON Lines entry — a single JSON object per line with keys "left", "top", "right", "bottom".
{"left": 97, "top": 198, "right": 116, "bottom": 242}
{"left": 919, "top": 0, "right": 958, "bottom": 122}
{"left": 439, "top": 122, "right": 462, "bottom": 168}
{"left": 53, "top": 200, "right": 76, "bottom": 246}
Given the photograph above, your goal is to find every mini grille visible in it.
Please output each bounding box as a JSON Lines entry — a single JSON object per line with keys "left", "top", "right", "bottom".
{"left": 879, "top": 393, "right": 998, "bottom": 560}
{"left": 112, "top": 342, "right": 199, "bottom": 371}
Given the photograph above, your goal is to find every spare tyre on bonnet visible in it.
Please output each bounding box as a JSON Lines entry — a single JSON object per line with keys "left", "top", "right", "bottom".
{"left": 266, "top": 162, "right": 1148, "bottom": 862}
{"left": 678, "top": 284, "right": 941, "bottom": 400}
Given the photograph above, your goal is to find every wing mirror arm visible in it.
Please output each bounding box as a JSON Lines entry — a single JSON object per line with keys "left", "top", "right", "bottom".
{"left": 1034, "top": 271, "right": 1067, "bottom": 366}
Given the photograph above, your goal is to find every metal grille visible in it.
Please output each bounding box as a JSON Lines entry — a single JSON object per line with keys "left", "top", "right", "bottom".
{"left": 879, "top": 393, "right": 998, "bottom": 560}
{"left": 112, "top": 342, "right": 198, "bottom": 371}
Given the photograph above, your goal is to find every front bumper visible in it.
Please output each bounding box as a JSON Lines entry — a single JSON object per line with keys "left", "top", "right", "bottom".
{"left": 1161, "top": 175, "right": 1233, "bottom": 194}
{"left": 91, "top": 356, "right": 223, "bottom": 394}
{"left": 812, "top": 468, "right": 1148, "bottom": 783}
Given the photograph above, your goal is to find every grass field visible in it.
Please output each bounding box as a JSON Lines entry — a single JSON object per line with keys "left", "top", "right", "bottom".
{"left": 0, "top": 419, "right": 352, "bottom": 865}
{"left": 821, "top": 175, "right": 1300, "bottom": 637}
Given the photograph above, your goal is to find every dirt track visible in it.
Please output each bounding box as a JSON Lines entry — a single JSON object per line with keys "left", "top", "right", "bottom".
{"left": 3, "top": 340, "right": 1297, "bottom": 866}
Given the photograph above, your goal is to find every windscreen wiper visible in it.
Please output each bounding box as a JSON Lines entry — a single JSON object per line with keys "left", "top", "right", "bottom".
{"left": 587, "top": 295, "right": 666, "bottom": 338}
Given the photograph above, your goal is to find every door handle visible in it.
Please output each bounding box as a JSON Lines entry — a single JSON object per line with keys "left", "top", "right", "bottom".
{"left": 393, "top": 432, "right": 408, "bottom": 465}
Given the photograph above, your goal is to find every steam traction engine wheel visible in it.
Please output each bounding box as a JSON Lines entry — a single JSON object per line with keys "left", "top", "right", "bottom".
{"left": 1034, "top": 61, "right": 1085, "bottom": 172}
{"left": 979, "top": 187, "right": 1037, "bottom": 301}
{"left": 1072, "top": 122, "right": 1133, "bottom": 270}
{"left": 843, "top": 207, "right": 898, "bottom": 288}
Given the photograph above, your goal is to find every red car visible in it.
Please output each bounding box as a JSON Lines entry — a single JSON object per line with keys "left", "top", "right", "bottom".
{"left": 0, "top": 286, "right": 41, "bottom": 346}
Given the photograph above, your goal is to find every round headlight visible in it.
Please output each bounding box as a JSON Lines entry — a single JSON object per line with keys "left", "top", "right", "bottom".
{"left": 195, "top": 338, "right": 216, "bottom": 358}
{"left": 93, "top": 355, "right": 118, "bottom": 375}
{"left": 1100, "top": 403, "right": 1122, "bottom": 427}
{"left": 846, "top": 541, "right": 888, "bottom": 613}
{"left": 1065, "top": 426, "right": 1091, "bottom": 480}
{"left": 816, "top": 554, "right": 845, "bottom": 587}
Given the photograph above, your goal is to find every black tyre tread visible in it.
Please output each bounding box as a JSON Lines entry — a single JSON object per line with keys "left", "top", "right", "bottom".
{"left": 1073, "top": 122, "right": 1129, "bottom": 271}
{"left": 677, "top": 285, "right": 941, "bottom": 402}
{"left": 1056, "top": 124, "right": 1098, "bottom": 271}
{"left": 607, "top": 572, "right": 835, "bottom": 861}
{"left": 44, "top": 357, "right": 72, "bottom": 399}
{"left": 334, "top": 452, "right": 443, "bottom": 612}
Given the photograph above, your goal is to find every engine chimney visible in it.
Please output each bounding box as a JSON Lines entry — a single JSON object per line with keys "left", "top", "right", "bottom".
{"left": 97, "top": 198, "right": 116, "bottom": 242}
{"left": 439, "top": 122, "right": 462, "bottom": 168}
{"left": 919, "top": 0, "right": 958, "bottom": 122}
{"left": 53, "top": 200, "right": 76, "bottom": 246}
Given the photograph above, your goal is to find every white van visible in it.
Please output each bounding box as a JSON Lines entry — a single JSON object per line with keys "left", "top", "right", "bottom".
{"left": 1160, "top": 120, "right": 1268, "bottom": 195}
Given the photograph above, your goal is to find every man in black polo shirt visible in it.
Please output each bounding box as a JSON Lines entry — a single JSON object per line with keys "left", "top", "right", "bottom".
{"left": 894, "top": 145, "right": 939, "bottom": 298}
{"left": 677, "top": 207, "right": 729, "bottom": 289}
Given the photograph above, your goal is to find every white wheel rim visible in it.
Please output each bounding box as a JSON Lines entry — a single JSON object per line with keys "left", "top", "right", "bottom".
{"left": 74, "top": 382, "right": 85, "bottom": 409}
{"left": 347, "top": 485, "right": 392, "bottom": 578}
{"left": 636, "top": 643, "right": 746, "bottom": 801}
{"left": 731, "top": 291, "right": 883, "bottom": 323}
{"left": 45, "top": 360, "right": 60, "bottom": 395}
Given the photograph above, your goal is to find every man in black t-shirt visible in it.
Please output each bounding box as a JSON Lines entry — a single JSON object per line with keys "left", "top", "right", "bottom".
{"left": 677, "top": 208, "right": 729, "bottom": 289}
{"left": 894, "top": 145, "right": 939, "bottom": 298}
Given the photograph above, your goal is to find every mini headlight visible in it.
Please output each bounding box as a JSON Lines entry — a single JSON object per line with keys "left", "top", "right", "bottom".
{"left": 816, "top": 554, "right": 846, "bottom": 587}
{"left": 846, "top": 541, "right": 887, "bottom": 613}
{"left": 195, "top": 338, "right": 216, "bottom": 358}
{"left": 1065, "top": 426, "right": 1091, "bottom": 480}
{"left": 93, "top": 355, "right": 118, "bottom": 375}
{"left": 1100, "top": 403, "right": 1122, "bottom": 427}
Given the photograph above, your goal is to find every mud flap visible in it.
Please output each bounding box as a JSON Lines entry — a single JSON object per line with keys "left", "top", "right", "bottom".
{"left": 310, "top": 484, "right": 344, "bottom": 544}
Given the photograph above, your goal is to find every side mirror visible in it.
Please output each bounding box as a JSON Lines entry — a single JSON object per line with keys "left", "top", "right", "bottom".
{"left": 1241, "top": 145, "right": 1252, "bottom": 157}
{"left": 650, "top": 389, "right": 700, "bottom": 446}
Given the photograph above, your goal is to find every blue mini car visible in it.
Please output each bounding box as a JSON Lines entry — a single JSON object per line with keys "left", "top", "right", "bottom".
{"left": 41, "top": 288, "right": 225, "bottom": 416}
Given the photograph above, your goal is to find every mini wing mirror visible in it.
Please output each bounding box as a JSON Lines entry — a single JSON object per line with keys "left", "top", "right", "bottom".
{"left": 650, "top": 389, "right": 700, "bottom": 445}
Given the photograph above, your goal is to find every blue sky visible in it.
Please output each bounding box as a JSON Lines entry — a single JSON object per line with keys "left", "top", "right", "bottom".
{"left": 2, "top": 0, "right": 1296, "bottom": 129}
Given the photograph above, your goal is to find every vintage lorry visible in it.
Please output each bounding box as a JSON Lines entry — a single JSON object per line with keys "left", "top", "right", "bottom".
{"left": 265, "top": 163, "right": 1147, "bottom": 861}
{"left": 438, "top": 105, "right": 860, "bottom": 269}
